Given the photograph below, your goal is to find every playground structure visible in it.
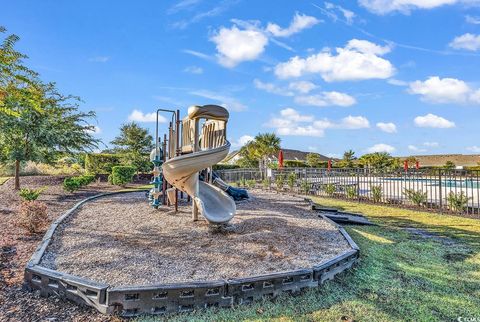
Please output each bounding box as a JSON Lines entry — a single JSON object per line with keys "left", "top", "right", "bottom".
{"left": 148, "top": 104, "right": 247, "bottom": 224}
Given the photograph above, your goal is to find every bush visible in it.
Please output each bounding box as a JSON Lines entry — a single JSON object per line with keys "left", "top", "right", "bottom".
{"left": 85, "top": 153, "right": 123, "bottom": 174}
{"left": 300, "top": 180, "right": 311, "bottom": 194}
{"left": 108, "top": 174, "right": 113, "bottom": 185}
{"left": 63, "top": 177, "right": 81, "bottom": 192}
{"left": 371, "top": 185, "right": 383, "bottom": 203}
{"left": 19, "top": 187, "right": 46, "bottom": 201}
{"left": 404, "top": 189, "right": 427, "bottom": 206}
{"left": 275, "top": 174, "right": 285, "bottom": 190}
{"left": 262, "top": 178, "right": 270, "bottom": 189}
{"left": 287, "top": 172, "right": 296, "bottom": 190}
{"left": 345, "top": 186, "right": 357, "bottom": 199}
{"left": 213, "top": 164, "right": 241, "bottom": 170}
{"left": 17, "top": 201, "right": 48, "bottom": 234}
{"left": 447, "top": 192, "right": 470, "bottom": 212}
{"left": 76, "top": 174, "right": 95, "bottom": 186}
{"left": 111, "top": 166, "right": 136, "bottom": 186}
{"left": 283, "top": 160, "right": 308, "bottom": 168}
{"left": 246, "top": 179, "right": 256, "bottom": 188}
{"left": 325, "top": 183, "right": 336, "bottom": 196}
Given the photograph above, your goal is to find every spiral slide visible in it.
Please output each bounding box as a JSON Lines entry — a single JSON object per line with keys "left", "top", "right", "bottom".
{"left": 161, "top": 106, "right": 236, "bottom": 224}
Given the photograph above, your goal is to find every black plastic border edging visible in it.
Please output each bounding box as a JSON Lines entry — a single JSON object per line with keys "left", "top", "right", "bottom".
{"left": 24, "top": 191, "right": 360, "bottom": 317}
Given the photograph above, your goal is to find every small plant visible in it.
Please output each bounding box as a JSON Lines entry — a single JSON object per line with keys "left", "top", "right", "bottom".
{"left": 287, "top": 172, "right": 296, "bottom": 190}
{"left": 447, "top": 192, "right": 470, "bottom": 212}
{"left": 404, "top": 189, "right": 427, "bottom": 206}
{"left": 275, "top": 174, "right": 285, "bottom": 190}
{"left": 345, "top": 185, "right": 357, "bottom": 199}
{"left": 325, "top": 183, "right": 336, "bottom": 196}
{"left": 111, "top": 166, "right": 136, "bottom": 186}
{"left": 63, "top": 177, "right": 81, "bottom": 192}
{"left": 19, "top": 187, "right": 46, "bottom": 201}
{"left": 17, "top": 200, "right": 48, "bottom": 234}
{"left": 246, "top": 179, "right": 256, "bottom": 188}
{"left": 370, "top": 185, "right": 382, "bottom": 203}
{"left": 107, "top": 174, "right": 114, "bottom": 185}
{"left": 262, "top": 178, "right": 270, "bottom": 189}
{"left": 300, "top": 180, "right": 312, "bottom": 194}
{"left": 240, "top": 177, "right": 247, "bottom": 187}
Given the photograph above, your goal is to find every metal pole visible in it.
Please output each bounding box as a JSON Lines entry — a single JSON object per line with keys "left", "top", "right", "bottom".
{"left": 175, "top": 109, "right": 180, "bottom": 213}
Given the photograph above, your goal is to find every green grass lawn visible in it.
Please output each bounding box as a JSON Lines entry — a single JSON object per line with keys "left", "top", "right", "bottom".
{"left": 0, "top": 177, "right": 10, "bottom": 185}
{"left": 136, "top": 197, "right": 480, "bottom": 322}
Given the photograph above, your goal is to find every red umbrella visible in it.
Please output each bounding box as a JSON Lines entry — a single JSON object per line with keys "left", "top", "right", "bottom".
{"left": 404, "top": 160, "right": 409, "bottom": 172}
{"left": 328, "top": 159, "right": 332, "bottom": 171}
{"left": 278, "top": 150, "right": 284, "bottom": 169}
{"left": 416, "top": 161, "right": 420, "bottom": 170}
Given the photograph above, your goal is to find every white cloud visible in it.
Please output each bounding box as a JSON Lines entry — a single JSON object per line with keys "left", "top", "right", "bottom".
{"left": 182, "top": 49, "right": 213, "bottom": 60}
{"left": 324, "top": 2, "right": 356, "bottom": 24}
{"left": 423, "top": 141, "right": 439, "bottom": 147}
{"left": 414, "top": 113, "right": 455, "bottom": 128}
{"left": 88, "top": 56, "right": 109, "bottom": 63}
{"left": 408, "top": 76, "right": 480, "bottom": 104}
{"left": 408, "top": 145, "right": 426, "bottom": 152}
{"left": 359, "top": 0, "right": 466, "bottom": 15}
{"left": 167, "top": 0, "right": 201, "bottom": 14}
{"left": 85, "top": 126, "right": 102, "bottom": 135}
{"left": 210, "top": 25, "right": 268, "bottom": 68}
{"left": 295, "top": 91, "right": 357, "bottom": 107}
{"left": 190, "top": 90, "right": 247, "bottom": 111}
{"left": 184, "top": 66, "right": 203, "bottom": 74}
{"left": 466, "top": 15, "right": 480, "bottom": 24}
{"left": 232, "top": 135, "right": 254, "bottom": 147}
{"left": 265, "top": 108, "right": 369, "bottom": 137}
{"left": 253, "top": 79, "right": 294, "bottom": 96}
{"left": 128, "top": 109, "right": 167, "bottom": 123}
{"left": 466, "top": 146, "right": 480, "bottom": 153}
{"left": 366, "top": 143, "right": 396, "bottom": 153}
{"left": 387, "top": 78, "right": 408, "bottom": 86}
{"left": 449, "top": 33, "right": 480, "bottom": 51}
{"left": 288, "top": 81, "right": 317, "bottom": 93}
{"left": 266, "top": 12, "right": 320, "bottom": 37}
{"left": 274, "top": 39, "right": 394, "bottom": 82}
{"left": 376, "top": 122, "right": 397, "bottom": 133}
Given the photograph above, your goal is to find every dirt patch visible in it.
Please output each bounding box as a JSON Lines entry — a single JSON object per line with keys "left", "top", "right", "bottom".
{"left": 40, "top": 190, "right": 352, "bottom": 286}
{"left": 404, "top": 227, "right": 457, "bottom": 246}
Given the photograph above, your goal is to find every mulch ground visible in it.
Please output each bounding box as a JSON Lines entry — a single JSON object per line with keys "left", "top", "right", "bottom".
{"left": 0, "top": 175, "right": 137, "bottom": 322}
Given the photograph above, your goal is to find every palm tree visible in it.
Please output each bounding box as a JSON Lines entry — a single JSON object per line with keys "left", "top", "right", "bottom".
{"left": 253, "top": 133, "right": 281, "bottom": 175}
{"left": 342, "top": 149, "right": 356, "bottom": 168}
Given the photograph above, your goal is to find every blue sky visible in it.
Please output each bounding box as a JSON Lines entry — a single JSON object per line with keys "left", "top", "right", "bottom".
{"left": 2, "top": 0, "right": 480, "bottom": 157}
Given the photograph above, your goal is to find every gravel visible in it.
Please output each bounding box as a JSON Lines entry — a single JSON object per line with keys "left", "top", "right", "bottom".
{"left": 41, "top": 189, "right": 352, "bottom": 287}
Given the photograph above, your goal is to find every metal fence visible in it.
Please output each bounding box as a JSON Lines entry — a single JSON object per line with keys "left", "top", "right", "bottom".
{"left": 217, "top": 167, "right": 480, "bottom": 216}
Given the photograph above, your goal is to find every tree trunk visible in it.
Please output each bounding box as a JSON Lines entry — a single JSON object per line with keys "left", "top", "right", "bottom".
{"left": 14, "top": 159, "right": 20, "bottom": 190}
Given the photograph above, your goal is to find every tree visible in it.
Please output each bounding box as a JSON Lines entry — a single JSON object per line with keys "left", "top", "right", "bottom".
{"left": 358, "top": 152, "right": 397, "bottom": 171}
{"left": 337, "top": 149, "right": 356, "bottom": 168}
{"left": 306, "top": 153, "right": 322, "bottom": 167}
{"left": 0, "top": 26, "right": 39, "bottom": 117}
{"left": 444, "top": 161, "right": 456, "bottom": 170}
{"left": 237, "top": 133, "right": 280, "bottom": 173}
{"left": 110, "top": 122, "right": 154, "bottom": 173}
{"left": 0, "top": 82, "right": 99, "bottom": 189}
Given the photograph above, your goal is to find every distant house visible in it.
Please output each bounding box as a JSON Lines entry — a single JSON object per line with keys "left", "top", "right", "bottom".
{"left": 405, "top": 154, "right": 480, "bottom": 168}
{"left": 222, "top": 148, "right": 330, "bottom": 165}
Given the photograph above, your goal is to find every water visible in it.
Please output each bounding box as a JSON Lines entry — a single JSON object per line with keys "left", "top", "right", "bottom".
{"left": 384, "top": 178, "right": 480, "bottom": 188}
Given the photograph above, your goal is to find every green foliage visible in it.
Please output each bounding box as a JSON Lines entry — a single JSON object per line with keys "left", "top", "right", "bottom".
{"left": 238, "top": 133, "right": 281, "bottom": 171}
{"left": 345, "top": 185, "right": 357, "bottom": 199}
{"left": 236, "top": 177, "right": 247, "bottom": 187}
{"left": 107, "top": 174, "right": 113, "bottom": 185}
{"left": 404, "top": 189, "right": 427, "bottom": 206}
{"left": 275, "top": 174, "right": 285, "bottom": 190}
{"left": 111, "top": 166, "right": 136, "bottom": 186}
{"left": 246, "top": 179, "right": 256, "bottom": 188}
{"left": 358, "top": 152, "right": 398, "bottom": 171}
{"left": 306, "top": 153, "right": 322, "bottom": 167}
{"left": 300, "top": 179, "right": 312, "bottom": 194}
{"left": 213, "top": 164, "right": 240, "bottom": 170}
{"left": 85, "top": 153, "right": 123, "bottom": 174}
{"left": 444, "top": 161, "right": 456, "bottom": 170}
{"left": 325, "top": 183, "right": 336, "bottom": 196}
{"left": 63, "top": 177, "right": 81, "bottom": 193}
{"left": 337, "top": 149, "right": 356, "bottom": 168}
{"left": 446, "top": 192, "right": 470, "bottom": 212}
{"left": 262, "top": 178, "right": 270, "bottom": 189}
{"left": 19, "top": 187, "right": 46, "bottom": 201}
{"left": 283, "top": 160, "right": 308, "bottom": 168}
{"left": 287, "top": 172, "right": 296, "bottom": 189}
{"left": 371, "top": 185, "right": 383, "bottom": 202}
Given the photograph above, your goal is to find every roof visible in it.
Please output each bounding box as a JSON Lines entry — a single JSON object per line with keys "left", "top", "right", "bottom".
{"left": 403, "top": 154, "right": 480, "bottom": 167}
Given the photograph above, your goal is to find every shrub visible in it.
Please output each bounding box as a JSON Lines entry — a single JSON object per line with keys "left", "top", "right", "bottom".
{"left": 108, "top": 174, "right": 113, "bottom": 185}
{"left": 447, "top": 192, "right": 470, "bottom": 212}
{"left": 246, "top": 179, "right": 256, "bottom": 188}
{"left": 300, "top": 180, "right": 311, "bottom": 194}
{"left": 404, "top": 189, "right": 427, "bottom": 206}
{"left": 63, "top": 177, "right": 81, "bottom": 192}
{"left": 85, "top": 153, "right": 123, "bottom": 174}
{"left": 213, "top": 164, "right": 241, "bottom": 170}
{"left": 345, "top": 186, "right": 357, "bottom": 199}
{"left": 371, "top": 185, "right": 382, "bottom": 202}
{"left": 77, "top": 174, "right": 95, "bottom": 186}
{"left": 287, "top": 172, "right": 296, "bottom": 190}
{"left": 19, "top": 187, "right": 46, "bottom": 201}
{"left": 262, "top": 178, "right": 270, "bottom": 189}
{"left": 111, "top": 166, "right": 136, "bottom": 186}
{"left": 283, "top": 160, "right": 308, "bottom": 168}
{"left": 325, "top": 183, "right": 336, "bottom": 196}
{"left": 275, "top": 174, "right": 285, "bottom": 190}
{"left": 17, "top": 201, "right": 48, "bottom": 234}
